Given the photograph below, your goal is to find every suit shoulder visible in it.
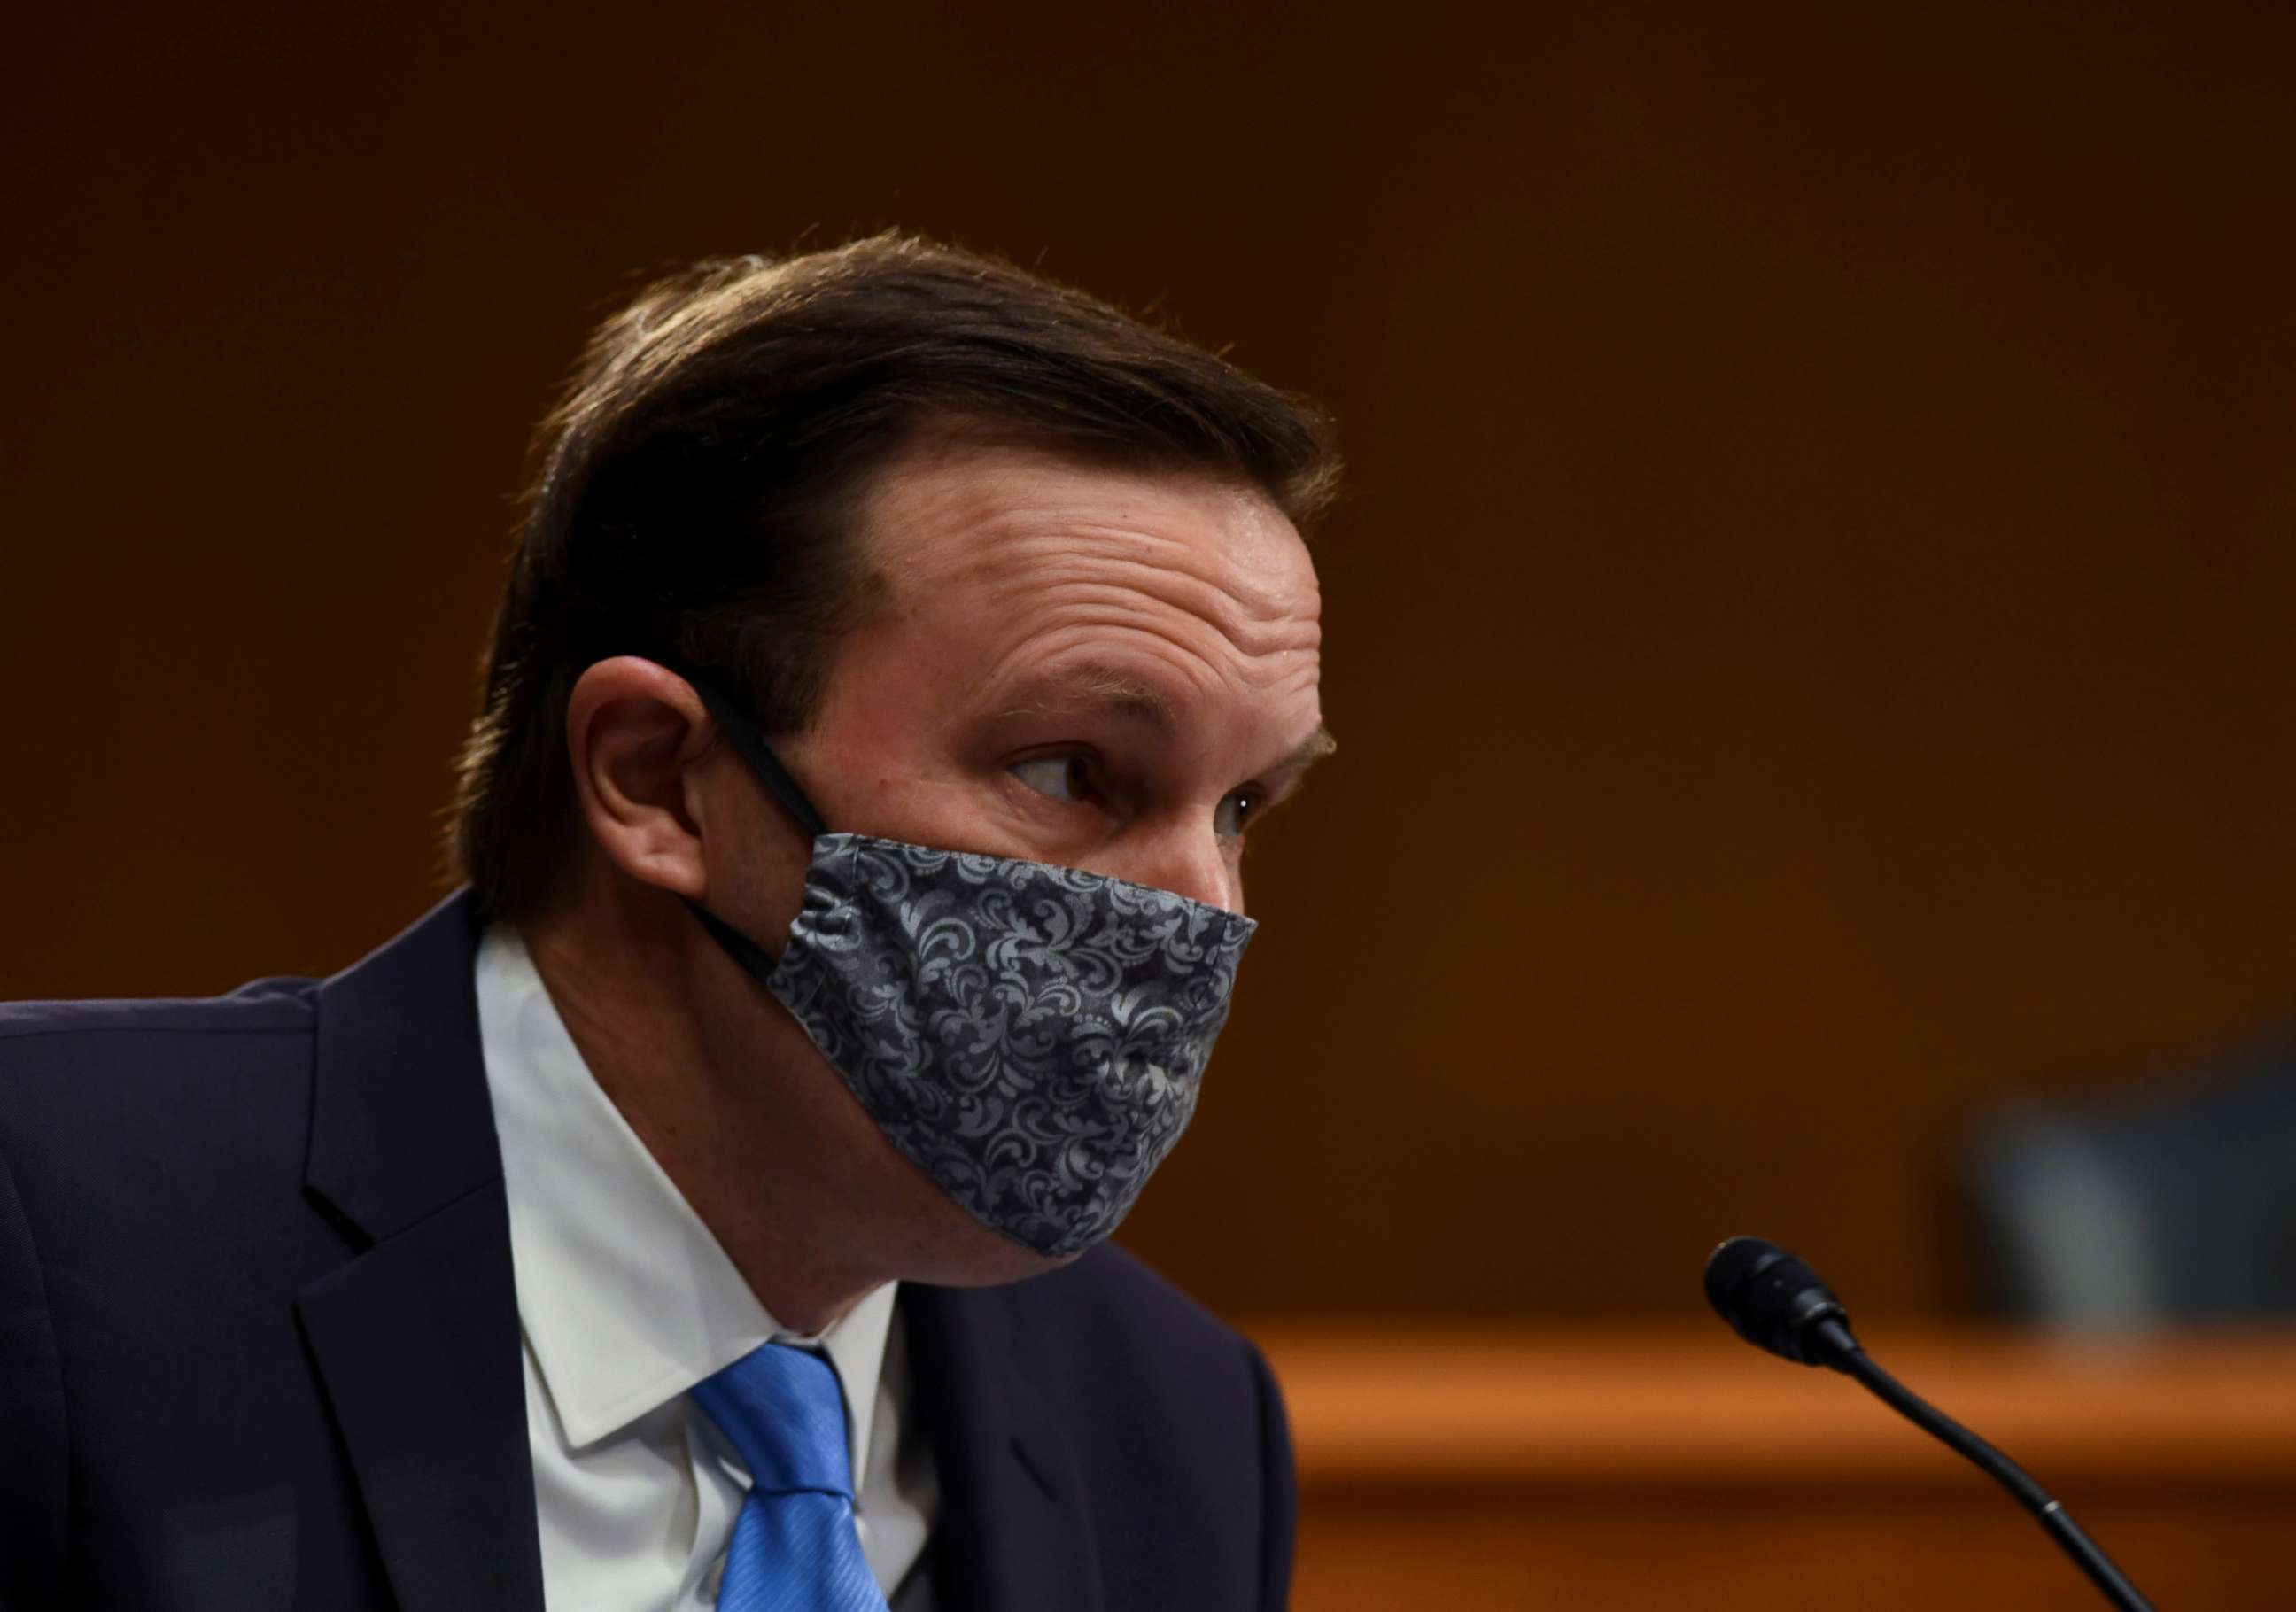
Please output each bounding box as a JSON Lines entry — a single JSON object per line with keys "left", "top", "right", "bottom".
{"left": 0, "top": 987, "right": 314, "bottom": 1047}
{"left": 0, "top": 990, "right": 317, "bottom": 1117}
{"left": 0, "top": 984, "right": 324, "bottom": 1247}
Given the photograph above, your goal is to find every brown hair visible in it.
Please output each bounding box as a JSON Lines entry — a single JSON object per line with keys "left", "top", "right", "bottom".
{"left": 446, "top": 233, "right": 1340, "bottom": 919}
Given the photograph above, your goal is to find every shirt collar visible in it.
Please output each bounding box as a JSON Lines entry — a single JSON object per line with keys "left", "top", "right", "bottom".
{"left": 474, "top": 923, "right": 896, "bottom": 1471}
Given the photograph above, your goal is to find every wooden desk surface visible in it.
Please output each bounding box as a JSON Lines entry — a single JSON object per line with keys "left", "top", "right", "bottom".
{"left": 1257, "top": 1322, "right": 2296, "bottom": 1485}
{"left": 1250, "top": 1324, "right": 2296, "bottom": 1608}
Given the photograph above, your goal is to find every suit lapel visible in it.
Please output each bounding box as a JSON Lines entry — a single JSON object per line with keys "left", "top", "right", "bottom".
{"left": 298, "top": 892, "right": 544, "bottom": 1612}
{"left": 297, "top": 1185, "right": 540, "bottom": 1611}
{"left": 903, "top": 1283, "right": 1104, "bottom": 1612}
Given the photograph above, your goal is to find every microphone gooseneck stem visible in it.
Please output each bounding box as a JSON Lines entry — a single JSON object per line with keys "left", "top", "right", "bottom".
{"left": 1807, "top": 1318, "right": 2158, "bottom": 1612}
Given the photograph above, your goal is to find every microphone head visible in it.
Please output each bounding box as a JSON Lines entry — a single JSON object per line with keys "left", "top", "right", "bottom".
{"left": 1703, "top": 1236, "right": 1854, "bottom": 1366}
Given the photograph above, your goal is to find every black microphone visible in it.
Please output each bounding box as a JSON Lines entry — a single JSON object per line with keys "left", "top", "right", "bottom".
{"left": 1703, "top": 1236, "right": 2157, "bottom": 1611}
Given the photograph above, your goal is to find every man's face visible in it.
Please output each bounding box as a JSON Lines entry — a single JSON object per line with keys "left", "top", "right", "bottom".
{"left": 655, "top": 432, "right": 1326, "bottom": 1288}
{"left": 758, "top": 435, "right": 1330, "bottom": 911}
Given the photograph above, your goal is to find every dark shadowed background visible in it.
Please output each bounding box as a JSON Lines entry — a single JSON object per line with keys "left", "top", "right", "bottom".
{"left": 5, "top": 1, "right": 2290, "bottom": 1324}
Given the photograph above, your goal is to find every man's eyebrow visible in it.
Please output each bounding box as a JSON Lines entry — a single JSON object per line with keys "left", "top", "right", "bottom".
{"left": 998, "top": 663, "right": 1179, "bottom": 731}
{"left": 1274, "top": 726, "right": 1338, "bottom": 776}
{"left": 997, "top": 662, "right": 1336, "bottom": 779}
{"left": 1267, "top": 725, "right": 1340, "bottom": 789}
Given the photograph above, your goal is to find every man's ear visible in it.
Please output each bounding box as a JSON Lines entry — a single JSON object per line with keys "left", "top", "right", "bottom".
{"left": 564, "top": 656, "right": 718, "bottom": 898}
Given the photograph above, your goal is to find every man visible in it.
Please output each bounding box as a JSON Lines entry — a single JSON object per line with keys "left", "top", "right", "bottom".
{"left": 0, "top": 235, "right": 1339, "bottom": 1610}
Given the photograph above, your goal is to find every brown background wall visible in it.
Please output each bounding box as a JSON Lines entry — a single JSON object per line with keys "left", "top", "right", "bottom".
{"left": 4, "top": 1, "right": 2290, "bottom": 1323}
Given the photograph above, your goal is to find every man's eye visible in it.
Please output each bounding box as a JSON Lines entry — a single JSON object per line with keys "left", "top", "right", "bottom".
{"left": 1010, "top": 754, "right": 1098, "bottom": 803}
{"left": 1214, "top": 789, "right": 1260, "bottom": 839}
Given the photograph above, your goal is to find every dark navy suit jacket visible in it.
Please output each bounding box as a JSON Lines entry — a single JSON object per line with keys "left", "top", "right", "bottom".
{"left": 0, "top": 893, "right": 1295, "bottom": 1610}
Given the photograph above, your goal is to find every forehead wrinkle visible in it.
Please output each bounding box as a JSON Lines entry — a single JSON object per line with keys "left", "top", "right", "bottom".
{"left": 867, "top": 447, "right": 1324, "bottom": 745}
{"left": 1035, "top": 518, "right": 1310, "bottom": 611}
{"left": 918, "top": 495, "right": 1318, "bottom": 637}
{"left": 869, "top": 435, "right": 1315, "bottom": 594}
{"left": 976, "top": 567, "right": 1322, "bottom": 668}
{"left": 978, "top": 608, "right": 1317, "bottom": 722}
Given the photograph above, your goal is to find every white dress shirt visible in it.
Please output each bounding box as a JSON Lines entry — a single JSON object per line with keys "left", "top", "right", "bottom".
{"left": 475, "top": 924, "right": 937, "bottom": 1610}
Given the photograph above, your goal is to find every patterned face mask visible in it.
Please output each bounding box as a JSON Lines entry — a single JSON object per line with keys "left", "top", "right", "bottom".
{"left": 680, "top": 672, "right": 1257, "bottom": 1259}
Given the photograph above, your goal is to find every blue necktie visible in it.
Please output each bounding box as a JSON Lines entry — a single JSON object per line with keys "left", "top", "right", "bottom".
{"left": 689, "top": 1342, "right": 889, "bottom": 1612}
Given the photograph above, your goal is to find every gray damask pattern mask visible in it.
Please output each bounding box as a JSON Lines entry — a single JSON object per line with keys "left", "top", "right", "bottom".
{"left": 680, "top": 672, "right": 1256, "bottom": 1259}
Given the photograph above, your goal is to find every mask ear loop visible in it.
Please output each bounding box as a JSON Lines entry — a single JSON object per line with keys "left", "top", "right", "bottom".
{"left": 664, "top": 663, "right": 833, "bottom": 973}
{"left": 676, "top": 666, "right": 832, "bottom": 839}
{"left": 687, "top": 898, "right": 787, "bottom": 978}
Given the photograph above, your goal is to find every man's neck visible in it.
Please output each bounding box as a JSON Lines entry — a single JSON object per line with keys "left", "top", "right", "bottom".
{"left": 518, "top": 876, "right": 890, "bottom": 1337}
